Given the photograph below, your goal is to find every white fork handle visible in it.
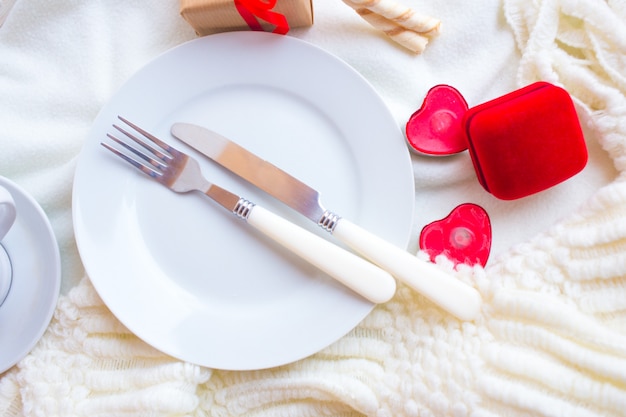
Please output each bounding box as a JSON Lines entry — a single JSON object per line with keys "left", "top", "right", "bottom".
{"left": 332, "top": 219, "right": 482, "bottom": 321}
{"left": 246, "top": 205, "right": 396, "bottom": 304}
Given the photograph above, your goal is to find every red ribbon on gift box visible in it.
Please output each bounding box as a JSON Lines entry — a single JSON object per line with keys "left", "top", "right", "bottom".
{"left": 234, "top": 0, "right": 289, "bottom": 34}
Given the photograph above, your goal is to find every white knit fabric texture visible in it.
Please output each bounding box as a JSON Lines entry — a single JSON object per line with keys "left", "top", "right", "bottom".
{"left": 2, "top": 0, "right": 626, "bottom": 416}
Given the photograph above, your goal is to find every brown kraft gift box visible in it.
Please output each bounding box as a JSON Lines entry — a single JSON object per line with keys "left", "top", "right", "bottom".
{"left": 180, "top": 0, "right": 313, "bottom": 35}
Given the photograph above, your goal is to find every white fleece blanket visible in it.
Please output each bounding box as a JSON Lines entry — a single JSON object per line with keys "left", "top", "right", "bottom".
{"left": 1, "top": 0, "right": 626, "bottom": 416}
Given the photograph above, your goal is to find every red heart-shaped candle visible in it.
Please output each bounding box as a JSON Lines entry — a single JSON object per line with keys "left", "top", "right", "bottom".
{"left": 405, "top": 85, "right": 469, "bottom": 155}
{"left": 419, "top": 203, "right": 491, "bottom": 267}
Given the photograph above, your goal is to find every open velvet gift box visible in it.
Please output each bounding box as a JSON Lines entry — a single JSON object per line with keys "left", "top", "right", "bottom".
{"left": 406, "top": 82, "right": 588, "bottom": 200}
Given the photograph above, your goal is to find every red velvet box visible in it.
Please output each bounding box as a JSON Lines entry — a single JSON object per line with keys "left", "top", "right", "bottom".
{"left": 463, "top": 82, "right": 587, "bottom": 200}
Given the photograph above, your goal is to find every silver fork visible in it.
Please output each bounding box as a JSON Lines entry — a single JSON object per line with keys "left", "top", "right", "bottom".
{"left": 101, "top": 116, "right": 396, "bottom": 304}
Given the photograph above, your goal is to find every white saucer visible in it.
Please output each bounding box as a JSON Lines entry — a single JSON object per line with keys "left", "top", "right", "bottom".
{"left": 0, "top": 176, "right": 61, "bottom": 374}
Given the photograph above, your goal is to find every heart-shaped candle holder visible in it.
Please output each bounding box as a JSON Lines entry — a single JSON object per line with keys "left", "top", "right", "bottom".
{"left": 406, "top": 82, "right": 588, "bottom": 200}
{"left": 419, "top": 203, "right": 491, "bottom": 267}
{"left": 405, "top": 85, "right": 468, "bottom": 155}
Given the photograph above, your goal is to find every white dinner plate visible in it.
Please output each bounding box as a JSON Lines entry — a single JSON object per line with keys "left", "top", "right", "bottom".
{"left": 0, "top": 176, "right": 61, "bottom": 374}
{"left": 72, "top": 32, "right": 414, "bottom": 370}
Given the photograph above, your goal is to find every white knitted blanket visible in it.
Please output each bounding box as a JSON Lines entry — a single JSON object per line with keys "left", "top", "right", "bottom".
{"left": 1, "top": 0, "right": 626, "bottom": 416}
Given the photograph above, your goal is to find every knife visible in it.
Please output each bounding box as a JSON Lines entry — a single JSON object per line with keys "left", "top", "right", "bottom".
{"left": 171, "top": 123, "right": 482, "bottom": 321}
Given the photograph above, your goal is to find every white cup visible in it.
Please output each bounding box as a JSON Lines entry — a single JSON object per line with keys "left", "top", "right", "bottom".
{"left": 0, "top": 186, "right": 16, "bottom": 240}
{"left": 0, "top": 185, "right": 16, "bottom": 306}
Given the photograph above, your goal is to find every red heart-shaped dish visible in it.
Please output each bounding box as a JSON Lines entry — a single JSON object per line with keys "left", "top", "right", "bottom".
{"left": 405, "top": 85, "right": 469, "bottom": 155}
{"left": 419, "top": 203, "right": 491, "bottom": 267}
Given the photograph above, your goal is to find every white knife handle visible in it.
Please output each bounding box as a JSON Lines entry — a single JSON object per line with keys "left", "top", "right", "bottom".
{"left": 245, "top": 205, "right": 396, "bottom": 304}
{"left": 332, "top": 219, "right": 482, "bottom": 320}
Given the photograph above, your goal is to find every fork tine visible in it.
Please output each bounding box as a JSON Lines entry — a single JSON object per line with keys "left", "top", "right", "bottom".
{"left": 112, "top": 124, "right": 171, "bottom": 165}
{"left": 106, "top": 132, "right": 165, "bottom": 169}
{"left": 117, "top": 116, "right": 182, "bottom": 158}
{"left": 101, "top": 141, "right": 162, "bottom": 179}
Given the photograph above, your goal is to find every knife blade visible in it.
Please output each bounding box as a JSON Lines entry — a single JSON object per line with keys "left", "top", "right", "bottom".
{"left": 171, "top": 123, "right": 482, "bottom": 321}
